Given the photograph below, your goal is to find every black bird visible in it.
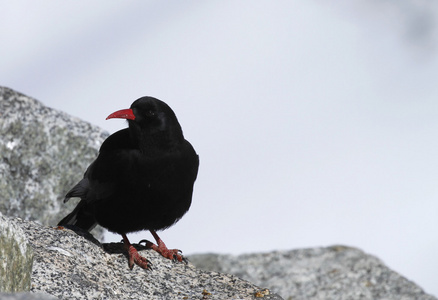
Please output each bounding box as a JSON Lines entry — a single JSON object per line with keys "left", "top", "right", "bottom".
{"left": 58, "top": 97, "right": 199, "bottom": 269}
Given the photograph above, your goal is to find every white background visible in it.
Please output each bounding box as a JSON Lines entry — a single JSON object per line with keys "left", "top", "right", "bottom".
{"left": 1, "top": 1, "right": 437, "bottom": 296}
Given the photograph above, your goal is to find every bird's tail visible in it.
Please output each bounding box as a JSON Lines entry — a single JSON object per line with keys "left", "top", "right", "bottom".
{"left": 58, "top": 199, "right": 97, "bottom": 232}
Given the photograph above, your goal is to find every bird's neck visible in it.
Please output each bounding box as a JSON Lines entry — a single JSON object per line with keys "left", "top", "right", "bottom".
{"left": 130, "top": 127, "right": 183, "bottom": 156}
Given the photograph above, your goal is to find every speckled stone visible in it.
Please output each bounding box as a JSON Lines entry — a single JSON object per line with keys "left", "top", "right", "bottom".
{"left": 6, "top": 216, "right": 282, "bottom": 300}
{"left": 0, "top": 212, "right": 33, "bottom": 292}
{"left": 0, "top": 87, "right": 108, "bottom": 239}
{"left": 0, "top": 292, "right": 57, "bottom": 300}
{"left": 189, "top": 247, "right": 437, "bottom": 300}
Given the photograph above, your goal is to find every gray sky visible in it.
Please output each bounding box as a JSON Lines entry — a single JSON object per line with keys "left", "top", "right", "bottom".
{"left": 1, "top": 1, "right": 438, "bottom": 296}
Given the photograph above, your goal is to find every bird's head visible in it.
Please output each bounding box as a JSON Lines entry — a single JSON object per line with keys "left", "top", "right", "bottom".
{"left": 106, "top": 97, "right": 184, "bottom": 147}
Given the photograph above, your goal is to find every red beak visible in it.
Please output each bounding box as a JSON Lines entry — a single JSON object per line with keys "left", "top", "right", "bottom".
{"left": 106, "top": 109, "right": 136, "bottom": 120}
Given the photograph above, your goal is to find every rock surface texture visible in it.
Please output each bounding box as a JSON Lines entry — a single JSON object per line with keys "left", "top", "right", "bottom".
{"left": 0, "top": 86, "right": 108, "bottom": 239}
{"left": 189, "top": 248, "right": 437, "bottom": 300}
{"left": 7, "top": 216, "right": 281, "bottom": 300}
{"left": 0, "top": 212, "right": 33, "bottom": 292}
{"left": 0, "top": 292, "right": 57, "bottom": 300}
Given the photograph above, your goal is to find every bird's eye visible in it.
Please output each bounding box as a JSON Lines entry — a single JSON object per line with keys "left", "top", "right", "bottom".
{"left": 145, "top": 110, "right": 156, "bottom": 117}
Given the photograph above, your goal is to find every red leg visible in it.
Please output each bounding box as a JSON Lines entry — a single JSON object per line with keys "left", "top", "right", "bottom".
{"left": 143, "top": 230, "right": 185, "bottom": 262}
{"left": 122, "top": 234, "right": 150, "bottom": 269}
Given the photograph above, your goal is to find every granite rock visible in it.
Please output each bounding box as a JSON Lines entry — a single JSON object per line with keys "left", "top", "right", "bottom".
{"left": 189, "top": 247, "right": 437, "bottom": 300}
{"left": 5, "top": 216, "right": 281, "bottom": 300}
{"left": 0, "top": 86, "right": 108, "bottom": 239}
{"left": 0, "top": 292, "right": 58, "bottom": 300}
{"left": 0, "top": 212, "right": 33, "bottom": 292}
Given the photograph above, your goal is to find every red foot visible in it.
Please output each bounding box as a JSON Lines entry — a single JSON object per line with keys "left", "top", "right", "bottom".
{"left": 141, "top": 230, "right": 185, "bottom": 263}
{"left": 122, "top": 234, "right": 151, "bottom": 269}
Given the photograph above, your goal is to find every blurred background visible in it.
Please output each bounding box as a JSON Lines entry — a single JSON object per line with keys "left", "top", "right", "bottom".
{"left": 1, "top": 0, "right": 437, "bottom": 296}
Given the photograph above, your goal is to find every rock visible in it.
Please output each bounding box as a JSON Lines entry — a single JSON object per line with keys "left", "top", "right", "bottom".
{"left": 0, "top": 86, "right": 108, "bottom": 239}
{"left": 189, "top": 247, "right": 437, "bottom": 300}
{"left": 5, "top": 215, "right": 281, "bottom": 300}
{"left": 0, "top": 212, "right": 33, "bottom": 292}
{"left": 0, "top": 292, "right": 58, "bottom": 300}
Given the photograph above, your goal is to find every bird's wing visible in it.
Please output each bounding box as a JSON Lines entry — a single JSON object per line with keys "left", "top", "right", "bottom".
{"left": 84, "top": 129, "right": 139, "bottom": 203}
{"left": 63, "top": 129, "right": 132, "bottom": 203}
{"left": 63, "top": 178, "right": 89, "bottom": 202}
{"left": 85, "top": 151, "right": 132, "bottom": 201}
{"left": 63, "top": 159, "right": 96, "bottom": 202}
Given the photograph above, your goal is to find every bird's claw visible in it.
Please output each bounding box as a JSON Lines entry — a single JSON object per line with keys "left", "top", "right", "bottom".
{"left": 128, "top": 252, "right": 151, "bottom": 270}
{"left": 125, "top": 243, "right": 152, "bottom": 270}
{"left": 181, "top": 256, "right": 188, "bottom": 264}
{"left": 166, "top": 249, "right": 184, "bottom": 263}
{"left": 172, "top": 249, "right": 187, "bottom": 263}
{"left": 174, "top": 254, "right": 188, "bottom": 264}
{"left": 154, "top": 245, "right": 184, "bottom": 262}
{"left": 138, "top": 231, "right": 187, "bottom": 264}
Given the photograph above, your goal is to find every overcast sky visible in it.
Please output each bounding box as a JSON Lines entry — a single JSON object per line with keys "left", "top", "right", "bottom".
{"left": 1, "top": 0, "right": 438, "bottom": 296}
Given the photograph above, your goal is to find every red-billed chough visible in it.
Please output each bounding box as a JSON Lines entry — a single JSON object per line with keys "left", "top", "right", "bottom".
{"left": 58, "top": 97, "right": 199, "bottom": 269}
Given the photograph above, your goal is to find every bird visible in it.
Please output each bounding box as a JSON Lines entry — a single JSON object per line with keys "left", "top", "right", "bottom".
{"left": 58, "top": 96, "right": 199, "bottom": 269}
